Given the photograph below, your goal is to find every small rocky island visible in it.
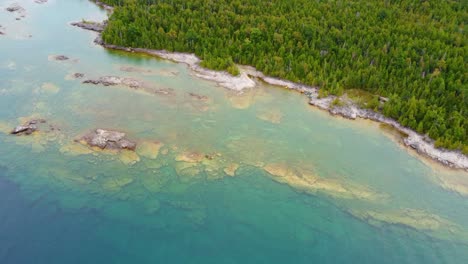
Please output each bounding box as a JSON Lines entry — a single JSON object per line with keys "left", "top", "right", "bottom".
{"left": 79, "top": 129, "right": 137, "bottom": 151}
{"left": 11, "top": 119, "right": 47, "bottom": 135}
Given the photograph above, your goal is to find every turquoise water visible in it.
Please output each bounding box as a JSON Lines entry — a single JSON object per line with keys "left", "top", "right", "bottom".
{"left": 1, "top": 1, "right": 468, "bottom": 263}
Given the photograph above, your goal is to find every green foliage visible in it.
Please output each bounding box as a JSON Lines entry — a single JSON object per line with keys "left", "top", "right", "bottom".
{"left": 331, "top": 98, "right": 344, "bottom": 107}
{"left": 100, "top": 0, "right": 467, "bottom": 152}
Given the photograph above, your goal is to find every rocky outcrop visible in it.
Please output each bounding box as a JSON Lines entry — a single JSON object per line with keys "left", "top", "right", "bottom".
{"left": 34, "top": 0, "right": 48, "bottom": 4}
{"left": 10, "top": 119, "right": 46, "bottom": 135}
{"left": 80, "top": 129, "right": 137, "bottom": 150}
{"left": 83, "top": 76, "right": 143, "bottom": 89}
{"left": 51, "top": 55, "right": 69, "bottom": 61}
{"left": 71, "top": 21, "right": 106, "bottom": 33}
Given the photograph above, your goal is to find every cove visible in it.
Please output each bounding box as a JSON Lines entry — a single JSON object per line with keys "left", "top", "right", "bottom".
{"left": 0, "top": 1, "right": 468, "bottom": 263}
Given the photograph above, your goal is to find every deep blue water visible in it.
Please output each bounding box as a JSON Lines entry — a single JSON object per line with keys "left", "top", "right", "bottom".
{"left": 1, "top": 165, "right": 467, "bottom": 264}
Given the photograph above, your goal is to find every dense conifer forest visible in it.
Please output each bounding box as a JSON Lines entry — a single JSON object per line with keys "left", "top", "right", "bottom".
{"left": 99, "top": 0, "right": 467, "bottom": 153}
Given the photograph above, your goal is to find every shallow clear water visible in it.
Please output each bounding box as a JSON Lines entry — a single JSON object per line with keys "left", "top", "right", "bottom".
{"left": 1, "top": 1, "right": 468, "bottom": 263}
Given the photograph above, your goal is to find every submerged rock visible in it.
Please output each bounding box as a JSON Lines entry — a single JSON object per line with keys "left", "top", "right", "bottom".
{"left": 350, "top": 209, "right": 458, "bottom": 232}
{"left": 6, "top": 4, "right": 25, "bottom": 13}
{"left": 80, "top": 129, "right": 137, "bottom": 150}
{"left": 73, "top": 73, "right": 84, "bottom": 78}
{"left": 153, "top": 87, "right": 175, "bottom": 96}
{"left": 188, "top": 92, "right": 208, "bottom": 101}
{"left": 10, "top": 119, "right": 46, "bottom": 135}
{"left": 51, "top": 55, "right": 69, "bottom": 61}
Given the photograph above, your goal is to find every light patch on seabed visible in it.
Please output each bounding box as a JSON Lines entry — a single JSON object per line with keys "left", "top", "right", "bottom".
{"left": 224, "top": 163, "right": 239, "bottom": 177}
{"left": 428, "top": 167, "right": 468, "bottom": 197}
{"left": 2, "top": 60, "right": 16, "bottom": 70}
{"left": 59, "top": 141, "right": 94, "bottom": 156}
{"left": 226, "top": 89, "right": 257, "bottom": 109}
{"left": 256, "top": 109, "right": 283, "bottom": 124}
{"left": 377, "top": 119, "right": 468, "bottom": 196}
{"left": 349, "top": 209, "right": 468, "bottom": 243}
{"left": 40, "top": 82, "right": 60, "bottom": 93}
{"left": 372, "top": 121, "right": 468, "bottom": 197}
{"left": 263, "top": 163, "right": 385, "bottom": 201}
{"left": 0, "top": 121, "right": 12, "bottom": 134}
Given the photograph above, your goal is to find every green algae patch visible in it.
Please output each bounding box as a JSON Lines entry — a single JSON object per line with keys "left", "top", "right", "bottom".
{"left": 175, "top": 162, "right": 202, "bottom": 181}
{"left": 144, "top": 199, "right": 161, "bottom": 214}
{"left": 60, "top": 142, "right": 94, "bottom": 156}
{"left": 101, "top": 176, "right": 134, "bottom": 192}
{"left": 137, "top": 140, "right": 164, "bottom": 160}
{"left": 140, "top": 173, "right": 171, "bottom": 193}
{"left": 119, "top": 150, "right": 140, "bottom": 165}
{"left": 45, "top": 167, "right": 93, "bottom": 186}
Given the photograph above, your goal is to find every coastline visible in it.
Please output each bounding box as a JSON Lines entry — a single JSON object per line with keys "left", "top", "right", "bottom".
{"left": 72, "top": 8, "right": 468, "bottom": 171}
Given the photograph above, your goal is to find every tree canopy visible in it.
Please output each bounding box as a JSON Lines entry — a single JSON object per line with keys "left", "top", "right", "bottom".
{"left": 100, "top": 0, "right": 467, "bottom": 154}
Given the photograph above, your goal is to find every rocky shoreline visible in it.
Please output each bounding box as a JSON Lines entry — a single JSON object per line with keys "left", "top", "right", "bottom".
{"left": 71, "top": 16, "right": 468, "bottom": 171}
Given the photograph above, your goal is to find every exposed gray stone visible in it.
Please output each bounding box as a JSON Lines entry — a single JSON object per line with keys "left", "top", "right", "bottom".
{"left": 80, "top": 129, "right": 137, "bottom": 151}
